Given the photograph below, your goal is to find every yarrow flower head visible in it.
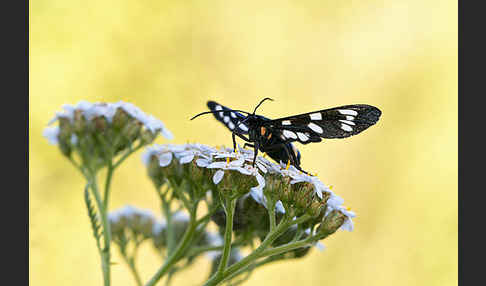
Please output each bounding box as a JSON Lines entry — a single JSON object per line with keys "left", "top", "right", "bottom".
{"left": 108, "top": 205, "right": 162, "bottom": 243}
{"left": 142, "top": 143, "right": 356, "bottom": 249}
{"left": 43, "top": 101, "right": 173, "bottom": 173}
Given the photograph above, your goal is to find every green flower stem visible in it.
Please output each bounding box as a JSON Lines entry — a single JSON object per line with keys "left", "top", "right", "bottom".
{"left": 216, "top": 197, "right": 237, "bottom": 276}
{"left": 257, "top": 237, "right": 314, "bottom": 258}
{"left": 122, "top": 255, "right": 143, "bottom": 286}
{"left": 267, "top": 198, "right": 277, "bottom": 232}
{"left": 112, "top": 142, "right": 144, "bottom": 169}
{"left": 203, "top": 214, "right": 312, "bottom": 286}
{"left": 88, "top": 177, "right": 112, "bottom": 286}
{"left": 224, "top": 254, "right": 285, "bottom": 283}
{"left": 103, "top": 163, "right": 114, "bottom": 209}
{"left": 145, "top": 207, "right": 200, "bottom": 286}
{"left": 161, "top": 194, "right": 176, "bottom": 255}
{"left": 186, "top": 245, "right": 223, "bottom": 257}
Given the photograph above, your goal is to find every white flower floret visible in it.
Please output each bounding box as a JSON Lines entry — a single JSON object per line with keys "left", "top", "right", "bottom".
{"left": 152, "top": 219, "right": 167, "bottom": 236}
{"left": 141, "top": 145, "right": 165, "bottom": 165}
{"left": 42, "top": 126, "right": 60, "bottom": 145}
{"left": 158, "top": 152, "right": 173, "bottom": 167}
{"left": 206, "top": 157, "right": 253, "bottom": 184}
{"left": 336, "top": 206, "right": 356, "bottom": 232}
{"left": 172, "top": 211, "right": 190, "bottom": 222}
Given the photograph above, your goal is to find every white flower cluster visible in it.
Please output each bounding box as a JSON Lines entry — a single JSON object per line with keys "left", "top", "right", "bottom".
{"left": 108, "top": 205, "right": 166, "bottom": 236}
{"left": 43, "top": 100, "right": 173, "bottom": 145}
{"left": 142, "top": 143, "right": 355, "bottom": 231}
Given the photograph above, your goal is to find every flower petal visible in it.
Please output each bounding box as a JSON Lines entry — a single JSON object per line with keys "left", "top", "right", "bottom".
{"left": 196, "top": 158, "right": 211, "bottom": 167}
{"left": 207, "top": 161, "right": 227, "bottom": 169}
{"left": 275, "top": 200, "right": 286, "bottom": 214}
{"left": 43, "top": 126, "right": 60, "bottom": 145}
{"left": 249, "top": 187, "right": 266, "bottom": 207}
{"left": 314, "top": 242, "right": 326, "bottom": 251}
{"left": 327, "top": 194, "right": 344, "bottom": 208}
{"left": 158, "top": 152, "right": 173, "bottom": 167}
{"left": 179, "top": 154, "right": 195, "bottom": 164}
{"left": 213, "top": 170, "right": 225, "bottom": 184}
{"left": 340, "top": 218, "right": 354, "bottom": 232}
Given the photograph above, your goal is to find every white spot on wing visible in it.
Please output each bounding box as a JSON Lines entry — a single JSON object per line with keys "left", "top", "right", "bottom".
{"left": 310, "top": 113, "right": 322, "bottom": 120}
{"left": 215, "top": 105, "right": 224, "bottom": 118}
{"left": 339, "top": 120, "right": 355, "bottom": 126}
{"left": 228, "top": 122, "right": 235, "bottom": 130}
{"left": 238, "top": 123, "right": 248, "bottom": 132}
{"left": 346, "top": 115, "right": 355, "bottom": 121}
{"left": 308, "top": 123, "right": 323, "bottom": 134}
{"left": 341, "top": 124, "right": 353, "bottom": 132}
{"left": 283, "top": 130, "right": 297, "bottom": 139}
{"left": 338, "top": 109, "right": 358, "bottom": 116}
{"left": 224, "top": 116, "right": 230, "bottom": 123}
{"left": 230, "top": 112, "right": 237, "bottom": 118}
{"left": 297, "top": 132, "right": 309, "bottom": 141}
{"left": 282, "top": 120, "right": 291, "bottom": 125}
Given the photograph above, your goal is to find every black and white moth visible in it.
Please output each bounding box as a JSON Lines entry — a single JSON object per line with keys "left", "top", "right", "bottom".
{"left": 191, "top": 98, "right": 381, "bottom": 174}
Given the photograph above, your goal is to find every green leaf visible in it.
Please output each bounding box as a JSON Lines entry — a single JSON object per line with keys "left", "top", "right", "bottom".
{"left": 84, "top": 184, "right": 102, "bottom": 249}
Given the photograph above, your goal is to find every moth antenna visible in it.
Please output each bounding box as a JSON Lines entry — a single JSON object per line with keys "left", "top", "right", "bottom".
{"left": 190, "top": 109, "right": 251, "bottom": 120}
{"left": 253, "top": 97, "right": 274, "bottom": 115}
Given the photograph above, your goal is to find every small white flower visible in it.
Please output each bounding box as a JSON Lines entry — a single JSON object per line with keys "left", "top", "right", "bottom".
{"left": 43, "top": 126, "right": 60, "bottom": 145}
{"left": 172, "top": 211, "right": 190, "bottom": 222}
{"left": 179, "top": 153, "right": 195, "bottom": 164}
{"left": 314, "top": 242, "right": 326, "bottom": 251}
{"left": 326, "top": 194, "right": 345, "bottom": 209}
{"left": 275, "top": 201, "right": 286, "bottom": 214}
{"left": 207, "top": 157, "right": 253, "bottom": 184}
{"left": 141, "top": 145, "right": 165, "bottom": 165}
{"left": 196, "top": 158, "right": 211, "bottom": 167}
{"left": 213, "top": 170, "right": 225, "bottom": 184}
{"left": 152, "top": 220, "right": 167, "bottom": 236}
{"left": 158, "top": 152, "right": 173, "bottom": 167}
{"left": 70, "top": 134, "right": 78, "bottom": 145}
{"left": 337, "top": 206, "right": 356, "bottom": 232}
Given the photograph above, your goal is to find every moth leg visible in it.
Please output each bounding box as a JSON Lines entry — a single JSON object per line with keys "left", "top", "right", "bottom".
{"left": 232, "top": 132, "right": 237, "bottom": 151}
{"left": 252, "top": 142, "right": 259, "bottom": 167}
{"left": 262, "top": 143, "right": 308, "bottom": 174}
{"left": 232, "top": 132, "right": 251, "bottom": 152}
{"left": 231, "top": 131, "right": 253, "bottom": 152}
{"left": 236, "top": 133, "right": 251, "bottom": 142}
{"left": 280, "top": 144, "right": 308, "bottom": 174}
{"left": 282, "top": 144, "right": 309, "bottom": 174}
{"left": 243, "top": 143, "right": 254, "bottom": 149}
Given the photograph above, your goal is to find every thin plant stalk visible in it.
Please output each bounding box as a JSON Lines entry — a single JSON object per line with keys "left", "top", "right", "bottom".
{"left": 88, "top": 177, "right": 112, "bottom": 286}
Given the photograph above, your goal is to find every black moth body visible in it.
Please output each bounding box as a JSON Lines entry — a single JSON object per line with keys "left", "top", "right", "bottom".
{"left": 194, "top": 99, "right": 381, "bottom": 174}
{"left": 206, "top": 101, "right": 302, "bottom": 168}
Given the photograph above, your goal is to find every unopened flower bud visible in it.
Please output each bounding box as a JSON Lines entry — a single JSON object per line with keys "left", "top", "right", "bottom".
{"left": 73, "top": 110, "right": 86, "bottom": 133}
{"left": 112, "top": 108, "right": 129, "bottom": 130}
{"left": 140, "top": 129, "right": 157, "bottom": 144}
{"left": 317, "top": 209, "right": 347, "bottom": 235}
{"left": 121, "top": 119, "right": 142, "bottom": 141}
{"left": 94, "top": 116, "right": 108, "bottom": 132}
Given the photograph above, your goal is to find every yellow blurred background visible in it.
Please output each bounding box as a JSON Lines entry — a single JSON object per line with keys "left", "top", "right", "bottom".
{"left": 30, "top": 0, "right": 457, "bottom": 285}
